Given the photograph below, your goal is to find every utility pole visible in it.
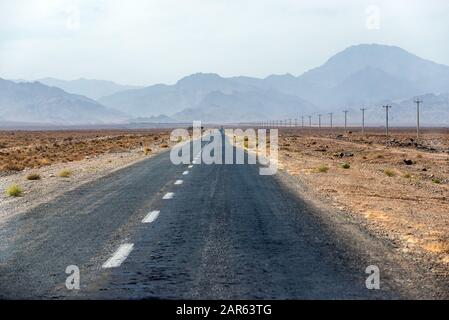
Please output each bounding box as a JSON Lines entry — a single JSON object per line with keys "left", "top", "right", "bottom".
{"left": 318, "top": 114, "right": 322, "bottom": 131}
{"left": 328, "top": 112, "right": 333, "bottom": 129}
{"left": 308, "top": 115, "right": 312, "bottom": 127}
{"left": 301, "top": 116, "right": 304, "bottom": 128}
{"left": 294, "top": 118, "right": 297, "bottom": 127}
{"left": 289, "top": 118, "right": 292, "bottom": 127}
{"left": 360, "top": 108, "right": 367, "bottom": 135}
{"left": 343, "top": 110, "right": 349, "bottom": 130}
{"left": 414, "top": 98, "right": 422, "bottom": 140}
{"left": 382, "top": 105, "right": 392, "bottom": 137}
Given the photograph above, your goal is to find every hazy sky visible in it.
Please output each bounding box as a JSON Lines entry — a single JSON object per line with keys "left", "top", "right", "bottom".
{"left": 1, "top": 0, "right": 449, "bottom": 86}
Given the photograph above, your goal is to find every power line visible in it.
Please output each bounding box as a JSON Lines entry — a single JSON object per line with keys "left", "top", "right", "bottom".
{"left": 382, "top": 105, "right": 392, "bottom": 137}
{"left": 414, "top": 98, "right": 423, "bottom": 140}
{"left": 360, "top": 108, "right": 367, "bottom": 135}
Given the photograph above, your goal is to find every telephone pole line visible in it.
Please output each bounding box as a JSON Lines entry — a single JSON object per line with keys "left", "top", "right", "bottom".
{"left": 382, "top": 105, "right": 392, "bottom": 137}
{"left": 328, "top": 112, "right": 333, "bottom": 129}
{"left": 301, "top": 116, "right": 304, "bottom": 128}
{"left": 318, "top": 114, "right": 322, "bottom": 131}
{"left": 308, "top": 115, "right": 312, "bottom": 127}
{"left": 414, "top": 98, "right": 423, "bottom": 140}
{"left": 360, "top": 108, "right": 367, "bottom": 135}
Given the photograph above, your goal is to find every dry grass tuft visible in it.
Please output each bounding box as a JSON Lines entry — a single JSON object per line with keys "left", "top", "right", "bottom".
{"left": 6, "top": 184, "right": 23, "bottom": 197}
{"left": 317, "top": 165, "right": 329, "bottom": 173}
{"left": 143, "top": 147, "right": 152, "bottom": 155}
{"left": 58, "top": 169, "right": 72, "bottom": 178}
{"left": 27, "top": 173, "right": 41, "bottom": 180}
{"left": 384, "top": 169, "right": 396, "bottom": 177}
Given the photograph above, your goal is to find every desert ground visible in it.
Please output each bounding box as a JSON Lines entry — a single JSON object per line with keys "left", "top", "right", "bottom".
{"left": 0, "top": 129, "right": 173, "bottom": 172}
{"left": 0, "top": 129, "right": 175, "bottom": 222}
{"left": 275, "top": 127, "right": 449, "bottom": 278}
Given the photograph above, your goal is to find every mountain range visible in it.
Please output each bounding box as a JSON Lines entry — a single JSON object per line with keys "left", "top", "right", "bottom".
{"left": 3, "top": 44, "right": 449, "bottom": 125}
{"left": 0, "top": 79, "right": 126, "bottom": 125}
{"left": 36, "top": 78, "right": 143, "bottom": 100}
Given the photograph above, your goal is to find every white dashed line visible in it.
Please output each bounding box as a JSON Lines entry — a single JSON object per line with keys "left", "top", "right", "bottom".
{"left": 163, "top": 192, "right": 174, "bottom": 199}
{"left": 142, "top": 210, "right": 160, "bottom": 223}
{"left": 102, "top": 243, "right": 134, "bottom": 269}
{"left": 188, "top": 165, "right": 193, "bottom": 168}
{"left": 174, "top": 180, "right": 183, "bottom": 185}
{"left": 182, "top": 171, "right": 189, "bottom": 175}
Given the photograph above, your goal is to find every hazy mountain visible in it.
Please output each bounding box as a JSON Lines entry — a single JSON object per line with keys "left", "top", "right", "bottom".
{"left": 0, "top": 79, "right": 127, "bottom": 125}
{"left": 10, "top": 43, "right": 448, "bottom": 125}
{"left": 254, "top": 44, "right": 449, "bottom": 108}
{"left": 37, "top": 78, "right": 143, "bottom": 100}
{"left": 99, "top": 73, "right": 259, "bottom": 117}
{"left": 301, "top": 44, "right": 449, "bottom": 90}
{"left": 129, "top": 114, "right": 175, "bottom": 123}
{"left": 172, "top": 89, "right": 317, "bottom": 123}
{"left": 390, "top": 93, "right": 449, "bottom": 126}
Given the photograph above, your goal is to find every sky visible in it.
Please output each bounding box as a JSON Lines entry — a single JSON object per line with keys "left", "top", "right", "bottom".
{"left": 1, "top": 0, "right": 449, "bottom": 86}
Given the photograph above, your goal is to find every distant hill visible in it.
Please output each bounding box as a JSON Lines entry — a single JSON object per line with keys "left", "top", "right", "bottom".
{"left": 99, "top": 73, "right": 259, "bottom": 117}
{"left": 129, "top": 114, "right": 176, "bottom": 123}
{"left": 0, "top": 79, "right": 128, "bottom": 125}
{"left": 5, "top": 43, "right": 449, "bottom": 125}
{"left": 243, "top": 44, "right": 449, "bottom": 108}
{"left": 97, "top": 44, "right": 449, "bottom": 124}
{"left": 172, "top": 89, "right": 316, "bottom": 123}
{"left": 37, "top": 78, "right": 143, "bottom": 100}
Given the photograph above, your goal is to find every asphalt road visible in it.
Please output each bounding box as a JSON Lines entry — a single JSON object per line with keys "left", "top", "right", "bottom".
{"left": 0, "top": 134, "right": 445, "bottom": 299}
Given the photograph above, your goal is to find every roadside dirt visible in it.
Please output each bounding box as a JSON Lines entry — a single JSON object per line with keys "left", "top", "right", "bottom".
{"left": 276, "top": 128, "right": 449, "bottom": 278}
{"left": 0, "top": 130, "right": 174, "bottom": 224}
{"left": 0, "top": 129, "right": 172, "bottom": 172}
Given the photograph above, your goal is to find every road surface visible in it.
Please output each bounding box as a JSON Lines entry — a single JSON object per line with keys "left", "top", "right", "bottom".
{"left": 0, "top": 134, "right": 445, "bottom": 299}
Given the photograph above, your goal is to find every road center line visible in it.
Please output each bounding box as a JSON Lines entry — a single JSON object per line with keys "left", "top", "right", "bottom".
{"left": 188, "top": 165, "right": 193, "bottom": 168}
{"left": 174, "top": 180, "right": 183, "bottom": 185}
{"left": 182, "top": 171, "right": 189, "bottom": 175}
{"left": 102, "top": 243, "right": 134, "bottom": 269}
{"left": 163, "top": 192, "right": 174, "bottom": 199}
{"left": 142, "top": 210, "right": 160, "bottom": 223}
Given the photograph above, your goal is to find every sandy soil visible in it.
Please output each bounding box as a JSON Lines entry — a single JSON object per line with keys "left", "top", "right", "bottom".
{"left": 0, "top": 129, "right": 171, "bottom": 172}
{"left": 275, "top": 128, "right": 449, "bottom": 276}
{"left": 0, "top": 130, "right": 174, "bottom": 224}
